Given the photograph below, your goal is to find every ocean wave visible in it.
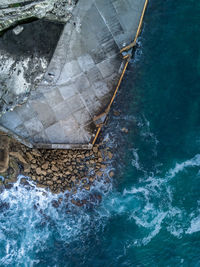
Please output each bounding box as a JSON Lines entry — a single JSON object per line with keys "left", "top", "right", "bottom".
{"left": 121, "top": 153, "right": 200, "bottom": 246}
{"left": 167, "top": 154, "right": 200, "bottom": 180}
{"left": 131, "top": 148, "right": 142, "bottom": 170}
{"left": 186, "top": 215, "right": 200, "bottom": 234}
{"left": 1, "top": 149, "right": 200, "bottom": 265}
{"left": 0, "top": 175, "right": 112, "bottom": 266}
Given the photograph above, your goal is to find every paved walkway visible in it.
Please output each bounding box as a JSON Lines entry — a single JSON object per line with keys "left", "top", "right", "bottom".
{"left": 0, "top": 0, "right": 146, "bottom": 148}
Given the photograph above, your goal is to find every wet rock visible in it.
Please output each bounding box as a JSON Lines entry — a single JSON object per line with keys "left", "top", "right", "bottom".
{"left": 93, "top": 146, "right": 98, "bottom": 153}
{"left": 4, "top": 183, "right": 13, "bottom": 190}
{"left": 7, "top": 159, "right": 19, "bottom": 182}
{"left": 4, "top": 136, "right": 112, "bottom": 196}
{"left": 113, "top": 110, "right": 121, "bottom": 116}
{"left": 89, "top": 176, "right": 95, "bottom": 182}
{"left": 0, "top": 185, "right": 5, "bottom": 194}
{"left": 37, "top": 184, "right": 47, "bottom": 188}
{"left": 109, "top": 171, "right": 114, "bottom": 177}
{"left": 31, "top": 164, "right": 37, "bottom": 169}
{"left": 47, "top": 181, "right": 53, "bottom": 186}
{"left": 89, "top": 193, "right": 102, "bottom": 204}
{"left": 83, "top": 184, "right": 90, "bottom": 191}
{"left": 121, "top": 127, "right": 129, "bottom": 133}
{"left": 52, "top": 165, "right": 58, "bottom": 172}
{"left": 32, "top": 176, "right": 36, "bottom": 181}
{"left": 66, "top": 186, "right": 71, "bottom": 192}
{"left": 96, "top": 171, "right": 103, "bottom": 177}
{"left": 52, "top": 177, "right": 57, "bottom": 182}
{"left": 23, "top": 164, "right": 30, "bottom": 173}
{"left": 0, "top": 201, "right": 9, "bottom": 211}
{"left": 42, "top": 163, "right": 49, "bottom": 170}
{"left": 71, "top": 176, "right": 76, "bottom": 182}
{"left": 71, "top": 199, "right": 84, "bottom": 207}
{"left": 36, "top": 167, "right": 42, "bottom": 175}
{"left": 52, "top": 200, "right": 60, "bottom": 208}
{"left": 101, "top": 164, "right": 106, "bottom": 169}
{"left": 20, "top": 178, "right": 30, "bottom": 186}
{"left": 98, "top": 157, "right": 103, "bottom": 163}
{"left": 26, "top": 152, "right": 34, "bottom": 162}
{"left": 0, "top": 136, "right": 9, "bottom": 173}
{"left": 108, "top": 151, "right": 113, "bottom": 160}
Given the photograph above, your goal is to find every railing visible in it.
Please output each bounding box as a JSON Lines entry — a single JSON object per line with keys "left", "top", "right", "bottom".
{"left": 92, "top": 0, "right": 149, "bottom": 146}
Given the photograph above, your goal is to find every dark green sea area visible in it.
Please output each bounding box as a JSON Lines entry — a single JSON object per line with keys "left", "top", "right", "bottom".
{"left": 1, "top": 0, "right": 200, "bottom": 266}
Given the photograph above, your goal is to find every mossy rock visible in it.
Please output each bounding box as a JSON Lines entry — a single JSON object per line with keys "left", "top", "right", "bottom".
{"left": 3, "top": 159, "right": 19, "bottom": 184}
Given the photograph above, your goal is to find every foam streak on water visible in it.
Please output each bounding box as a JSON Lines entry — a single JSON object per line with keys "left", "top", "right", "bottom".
{"left": 0, "top": 176, "right": 113, "bottom": 266}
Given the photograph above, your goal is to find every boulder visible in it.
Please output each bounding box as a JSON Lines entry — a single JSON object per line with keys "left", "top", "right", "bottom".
{"left": 113, "top": 110, "right": 121, "bottom": 116}
{"left": 42, "top": 163, "right": 49, "bottom": 170}
{"left": 0, "top": 136, "right": 9, "bottom": 173}
{"left": 101, "top": 165, "right": 106, "bottom": 169}
{"left": 98, "top": 157, "right": 103, "bottom": 162}
{"left": 108, "top": 152, "right": 113, "bottom": 160}
{"left": 47, "top": 181, "right": 53, "bottom": 186}
{"left": 26, "top": 152, "right": 34, "bottom": 162}
{"left": 96, "top": 171, "right": 103, "bottom": 177}
{"left": 31, "top": 150, "right": 41, "bottom": 157}
{"left": 121, "top": 127, "right": 129, "bottom": 133}
{"left": 31, "top": 164, "right": 37, "bottom": 169}
{"left": 52, "top": 165, "right": 58, "bottom": 172}
{"left": 36, "top": 167, "right": 42, "bottom": 175}
{"left": 9, "top": 151, "right": 27, "bottom": 164}
{"left": 83, "top": 184, "right": 90, "bottom": 191}
{"left": 23, "top": 164, "right": 30, "bottom": 173}
{"left": 93, "top": 146, "right": 98, "bottom": 153}
{"left": 109, "top": 171, "right": 115, "bottom": 177}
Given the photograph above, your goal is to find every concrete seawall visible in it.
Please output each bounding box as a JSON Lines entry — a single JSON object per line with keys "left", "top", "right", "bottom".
{"left": 0, "top": 0, "right": 148, "bottom": 149}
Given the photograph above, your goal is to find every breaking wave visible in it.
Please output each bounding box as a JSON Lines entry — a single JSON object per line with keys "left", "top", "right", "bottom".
{"left": 0, "top": 175, "right": 112, "bottom": 266}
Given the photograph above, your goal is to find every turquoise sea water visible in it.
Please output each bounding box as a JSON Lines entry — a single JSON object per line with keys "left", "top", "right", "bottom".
{"left": 1, "top": 0, "right": 200, "bottom": 265}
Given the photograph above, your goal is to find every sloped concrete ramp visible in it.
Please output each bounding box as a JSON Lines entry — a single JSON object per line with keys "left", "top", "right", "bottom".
{"left": 0, "top": 0, "right": 146, "bottom": 149}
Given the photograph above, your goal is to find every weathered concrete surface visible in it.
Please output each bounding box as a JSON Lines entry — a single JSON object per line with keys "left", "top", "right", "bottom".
{"left": 0, "top": 0, "right": 146, "bottom": 148}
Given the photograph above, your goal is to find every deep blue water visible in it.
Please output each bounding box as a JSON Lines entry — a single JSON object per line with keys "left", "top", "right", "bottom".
{"left": 1, "top": 0, "right": 200, "bottom": 266}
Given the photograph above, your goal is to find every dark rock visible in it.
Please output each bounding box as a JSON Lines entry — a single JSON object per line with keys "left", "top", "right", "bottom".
{"left": 4, "top": 183, "right": 13, "bottom": 189}
{"left": 0, "top": 201, "right": 9, "bottom": 211}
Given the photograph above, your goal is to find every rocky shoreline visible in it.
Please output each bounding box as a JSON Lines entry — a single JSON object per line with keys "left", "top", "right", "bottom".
{"left": 0, "top": 134, "right": 114, "bottom": 196}
{"left": 0, "top": 0, "right": 77, "bottom": 33}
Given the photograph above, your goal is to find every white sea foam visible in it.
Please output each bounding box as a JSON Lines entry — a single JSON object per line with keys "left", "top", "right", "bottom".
{"left": 0, "top": 175, "right": 113, "bottom": 265}
{"left": 131, "top": 148, "right": 142, "bottom": 170}
{"left": 1, "top": 150, "right": 200, "bottom": 264}
{"left": 122, "top": 152, "right": 200, "bottom": 246}
{"left": 167, "top": 154, "right": 200, "bottom": 180}
{"left": 186, "top": 215, "right": 200, "bottom": 234}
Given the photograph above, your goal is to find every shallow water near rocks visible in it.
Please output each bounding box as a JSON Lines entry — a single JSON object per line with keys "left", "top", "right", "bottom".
{"left": 1, "top": 0, "right": 200, "bottom": 265}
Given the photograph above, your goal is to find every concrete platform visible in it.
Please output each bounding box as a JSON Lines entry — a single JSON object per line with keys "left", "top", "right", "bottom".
{"left": 0, "top": 0, "right": 147, "bottom": 149}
